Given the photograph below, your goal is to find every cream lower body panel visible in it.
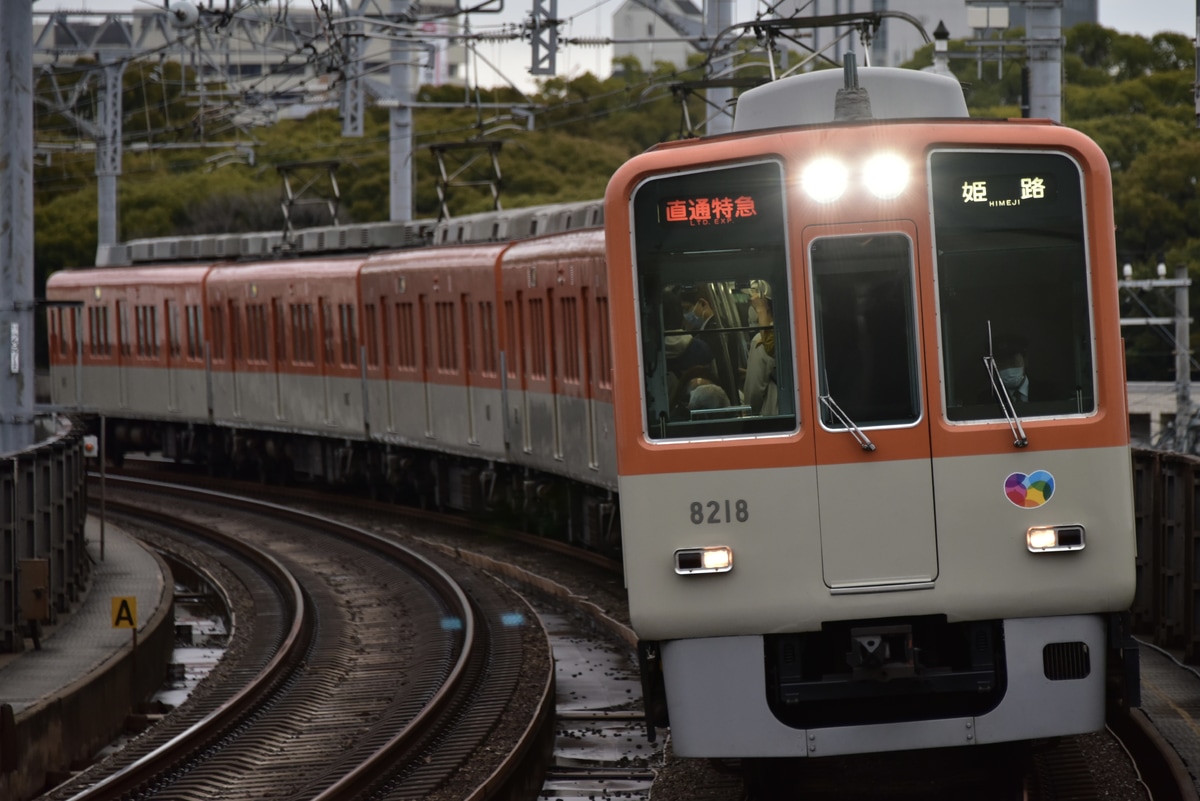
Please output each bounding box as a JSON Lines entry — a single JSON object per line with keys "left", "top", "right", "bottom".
{"left": 662, "top": 614, "right": 1106, "bottom": 757}
{"left": 622, "top": 445, "right": 1135, "bottom": 640}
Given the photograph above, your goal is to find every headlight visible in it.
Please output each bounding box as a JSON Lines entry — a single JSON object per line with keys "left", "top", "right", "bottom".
{"left": 1027, "top": 525, "right": 1085, "bottom": 552}
{"left": 675, "top": 546, "right": 734, "bottom": 574}
{"left": 863, "top": 153, "right": 909, "bottom": 199}
{"left": 802, "top": 158, "right": 848, "bottom": 203}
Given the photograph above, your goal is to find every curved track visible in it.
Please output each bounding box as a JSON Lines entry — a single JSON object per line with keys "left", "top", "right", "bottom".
{"left": 91, "top": 465, "right": 1195, "bottom": 801}
{"left": 47, "top": 478, "right": 554, "bottom": 801}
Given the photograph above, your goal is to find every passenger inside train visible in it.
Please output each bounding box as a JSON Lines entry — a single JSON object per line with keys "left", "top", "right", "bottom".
{"left": 646, "top": 278, "right": 792, "bottom": 437}
{"left": 742, "top": 281, "right": 777, "bottom": 416}
{"left": 632, "top": 160, "right": 795, "bottom": 440}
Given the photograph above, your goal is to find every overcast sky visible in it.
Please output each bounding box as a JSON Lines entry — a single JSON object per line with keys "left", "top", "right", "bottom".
{"left": 34, "top": 1, "right": 1199, "bottom": 93}
{"left": 1098, "top": 0, "right": 1194, "bottom": 38}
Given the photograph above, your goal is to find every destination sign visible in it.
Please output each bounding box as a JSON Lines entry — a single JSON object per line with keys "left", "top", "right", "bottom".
{"left": 663, "top": 195, "right": 759, "bottom": 226}
{"left": 959, "top": 174, "right": 1055, "bottom": 207}
{"left": 634, "top": 161, "right": 783, "bottom": 255}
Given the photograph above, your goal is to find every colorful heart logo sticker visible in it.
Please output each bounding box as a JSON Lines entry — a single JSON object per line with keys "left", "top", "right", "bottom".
{"left": 1005, "top": 470, "right": 1055, "bottom": 508}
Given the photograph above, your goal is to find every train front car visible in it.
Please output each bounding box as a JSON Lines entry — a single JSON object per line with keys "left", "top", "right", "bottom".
{"left": 603, "top": 67, "right": 1136, "bottom": 759}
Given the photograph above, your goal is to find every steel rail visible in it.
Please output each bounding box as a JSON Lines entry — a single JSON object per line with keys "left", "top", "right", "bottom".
{"left": 82, "top": 475, "right": 555, "bottom": 801}
{"left": 64, "top": 499, "right": 309, "bottom": 801}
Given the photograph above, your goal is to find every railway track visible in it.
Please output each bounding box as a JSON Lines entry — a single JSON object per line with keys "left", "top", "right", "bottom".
{"left": 92, "top": 464, "right": 1196, "bottom": 801}
{"left": 45, "top": 478, "right": 554, "bottom": 801}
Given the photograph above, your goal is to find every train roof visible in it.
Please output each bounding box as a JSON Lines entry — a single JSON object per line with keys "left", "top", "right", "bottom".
{"left": 501, "top": 228, "right": 606, "bottom": 261}
{"left": 362, "top": 242, "right": 507, "bottom": 271}
{"left": 733, "top": 67, "right": 969, "bottom": 132}
{"left": 47, "top": 263, "right": 215, "bottom": 287}
{"left": 205, "top": 254, "right": 368, "bottom": 282}
{"left": 93, "top": 199, "right": 605, "bottom": 269}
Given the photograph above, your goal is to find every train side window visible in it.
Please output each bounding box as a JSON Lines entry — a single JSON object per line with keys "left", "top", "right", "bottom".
{"left": 339, "top": 303, "right": 357, "bottom": 366}
{"left": 320, "top": 300, "right": 334, "bottom": 366}
{"left": 186, "top": 305, "right": 202, "bottom": 360}
{"left": 631, "top": 160, "right": 795, "bottom": 440}
{"left": 596, "top": 296, "right": 612, "bottom": 390}
{"left": 931, "top": 151, "right": 1095, "bottom": 421}
{"left": 479, "top": 301, "right": 497, "bottom": 376}
{"left": 208, "top": 304, "right": 225, "bottom": 361}
{"left": 102, "top": 306, "right": 111, "bottom": 356}
{"left": 273, "top": 299, "right": 287, "bottom": 365}
{"left": 88, "top": 307, "right": 106, "bottom": 357}
{"left": 229, "top": 301, "right": 243, "bottom": 363}
{"left": 135, "top": 305, "right": 149, "bottom": 358}
{"left": 364, "top": 304, "right": 379, "bottom": 368}
{"left": 117, "top": 301, "right": 131, "bottom": 358}
{"left": 167, "top": 301, "right": 181, "bottom": 359}
{"left": 436, "top": 301, "right": 457, "bottom": 372}
{"left": 395, "top": 302, "right": 416, "bottom": 369}
{"left": 291, "top": 303, "right": 315, "bottom": 365}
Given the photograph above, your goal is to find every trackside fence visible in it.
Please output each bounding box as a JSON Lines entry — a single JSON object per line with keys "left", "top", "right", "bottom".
{"left": 0, "top": 417, "right": 88, "bottom": 653}
{"left": 1129, "top": 447, "right": 1200, "bottom": 662}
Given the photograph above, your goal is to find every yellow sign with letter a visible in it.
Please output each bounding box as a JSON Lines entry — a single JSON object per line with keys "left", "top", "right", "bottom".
{"left": 111, "top": 596, "right": 137, "bottom": 629}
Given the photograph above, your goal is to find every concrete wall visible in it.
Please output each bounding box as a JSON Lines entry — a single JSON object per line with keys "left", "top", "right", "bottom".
{"left": 0, "top": 550, "right": 174, "bottom": 801}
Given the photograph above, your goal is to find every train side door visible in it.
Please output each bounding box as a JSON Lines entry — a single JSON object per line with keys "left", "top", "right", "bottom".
{"left": 806, "top": 222, "right": 938, "bottom": 590}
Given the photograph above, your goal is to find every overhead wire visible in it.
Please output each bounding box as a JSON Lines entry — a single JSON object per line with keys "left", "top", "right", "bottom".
{"left": 31, "top": 3, "right": 730, "bottom": 204}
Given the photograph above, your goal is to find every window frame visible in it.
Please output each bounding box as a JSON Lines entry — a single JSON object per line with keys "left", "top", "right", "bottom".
{"left": 809, "top": 232, "right": 923, "bottom": 432}
{"left": 629, "top": 159, "right": 797, "bottom": 442}
{"left": 928, "top": 147, "right": 1098, "bottom": 424}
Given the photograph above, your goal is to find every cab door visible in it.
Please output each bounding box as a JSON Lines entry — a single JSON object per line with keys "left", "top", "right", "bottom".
{"left": 806, "top": 221, "right": 938, "bottom": 590}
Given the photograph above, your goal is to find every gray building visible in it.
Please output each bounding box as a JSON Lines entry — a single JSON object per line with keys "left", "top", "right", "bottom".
{"left": 613, "top": 1, "right": 1100, "bottom": 72}
{"left": 612, "top": 0, "right": 703, "bottom": 70}
{"left": 33, "top": 5, "right": 468, "bottom": 105}
{"left": 775, "top": 1, "right": 1098, "bottom": 67}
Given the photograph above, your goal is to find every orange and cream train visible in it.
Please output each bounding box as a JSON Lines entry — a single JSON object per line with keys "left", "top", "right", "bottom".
{"left": 48, "top": 65, "right": 1138, "bottom": 760}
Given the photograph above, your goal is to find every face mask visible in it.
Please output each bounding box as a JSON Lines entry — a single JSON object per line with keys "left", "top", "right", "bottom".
{"left": 748, "top": 307, "right": 759, "bottom": 326}
{"left": 683, "top": 311, "right": 701, "bottom": 329}
{"left": 1000, "top": 367, "right": 1025, "bottom": 391}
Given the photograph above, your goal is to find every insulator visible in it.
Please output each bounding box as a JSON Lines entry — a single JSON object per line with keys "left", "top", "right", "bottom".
{"left": 567, "top": 37, "right": 610, "bottom": 48}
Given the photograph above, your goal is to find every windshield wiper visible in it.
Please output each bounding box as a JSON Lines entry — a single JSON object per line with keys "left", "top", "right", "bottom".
{"left": 819, "top": 393, "right": 876, "bottom": 451}
{"left": 983, "top": 354, "right": 1028, "bottom": 449}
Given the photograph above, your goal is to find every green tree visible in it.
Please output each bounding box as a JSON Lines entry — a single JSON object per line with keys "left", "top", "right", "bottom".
{"left": 33, "top": 24, "right": 1200, "bottom": 384}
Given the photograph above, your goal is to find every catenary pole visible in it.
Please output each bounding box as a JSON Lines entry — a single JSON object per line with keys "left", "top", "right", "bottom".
{"left": 390, "top": 0, "right": 414, "bottom": 221}
{"left": 705, "top": 0, "right": 735, "bottom": 135}
{"left": 1176, "top": 265, "right": 1192, "bottom": 448}
{"left": 1025, "top": 0, "right": 1062, "bottom": 122}
{"left": 0, "top": 2, "right": 36, "bottom": 454}
{"left": 96, "top": 61, "right": 126, "bottom": 248}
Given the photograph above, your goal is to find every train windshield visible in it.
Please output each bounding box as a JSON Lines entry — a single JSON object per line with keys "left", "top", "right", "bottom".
{"left": 631, "top": 161, "right": 796, "bottom": 440}
{"left": 931, "top": 150, "right": 1095, "bottom": 421}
